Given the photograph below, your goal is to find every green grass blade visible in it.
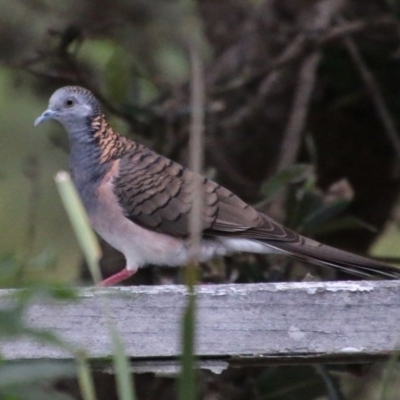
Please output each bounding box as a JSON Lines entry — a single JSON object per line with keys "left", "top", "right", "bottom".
{"left": 76, "top": 354, "right": 98, "bottom": 400}
{"left": 55, "top": 171, "right": 135, "bottom": 400}
{"left": 177, "top": 290, "right": 196, "bottom": 400}
{"left": 379, "top": 348, "right": 400, "bottom": 400}
{"left": 109, "top": 322, "right": 136, "bottom": 400}
{"left": 177, "top": 11, "right": 204, "bottom": 399}
{"left": 54, "top": 171, "right": 102, "bottom": 284}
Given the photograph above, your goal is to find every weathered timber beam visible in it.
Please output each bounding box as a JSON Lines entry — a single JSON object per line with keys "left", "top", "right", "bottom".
{"left": 1, "top": 281, "right": 400, "bottom": 372}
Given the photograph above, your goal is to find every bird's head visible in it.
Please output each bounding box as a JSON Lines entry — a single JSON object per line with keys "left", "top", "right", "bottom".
{"left": 34, "top": 86, "right": 101, "bottom": 132}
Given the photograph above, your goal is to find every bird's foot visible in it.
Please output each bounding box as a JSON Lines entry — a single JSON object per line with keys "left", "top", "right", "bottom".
{"left": 97, "top": 268, "right": 136, "bottom": 286}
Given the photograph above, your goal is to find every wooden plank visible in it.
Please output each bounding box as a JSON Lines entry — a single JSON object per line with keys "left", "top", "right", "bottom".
{"left": 1, "top": 281, "right": 400, "bottom": 370}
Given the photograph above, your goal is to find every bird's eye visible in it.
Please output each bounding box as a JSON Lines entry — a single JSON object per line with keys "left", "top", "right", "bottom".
{"left": 64, "top": 98, "right": 75, "bottom": 108}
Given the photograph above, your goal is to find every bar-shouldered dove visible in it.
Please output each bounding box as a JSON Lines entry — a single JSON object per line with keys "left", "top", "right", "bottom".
{"left": 35, "top": 86, "right": 400, "bottom": 285}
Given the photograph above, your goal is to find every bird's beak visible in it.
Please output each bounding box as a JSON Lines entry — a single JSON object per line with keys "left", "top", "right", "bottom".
{"left": 34, "top": 109, "right": 56, "bottom": 127}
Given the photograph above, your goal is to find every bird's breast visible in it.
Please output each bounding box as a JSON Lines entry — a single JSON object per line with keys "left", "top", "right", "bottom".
{"left": 86, "top": 162, "right": 190, "bottom": 268}
{"left": 77, "top": 159, "right": 265, "bottom": 269}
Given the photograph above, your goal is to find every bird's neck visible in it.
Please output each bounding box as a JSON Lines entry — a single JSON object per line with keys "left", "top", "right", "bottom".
{"left": 69, "top": 138, "right": 108, "bottom": 201}
{"left": 90, "top": 114, "right": 133, "bottom": 163}
{"left": 68, "top": 114, "right": 132, "bottom": 195}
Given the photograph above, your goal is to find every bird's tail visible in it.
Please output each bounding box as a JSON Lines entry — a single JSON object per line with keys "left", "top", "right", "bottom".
{"left": 268, "top": 237, "right": 400, "bottom": 279}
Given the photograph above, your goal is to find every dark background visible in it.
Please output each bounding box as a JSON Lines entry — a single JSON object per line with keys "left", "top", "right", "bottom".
{"left": 1, "top": 0, "right": 400, "bottom": 398}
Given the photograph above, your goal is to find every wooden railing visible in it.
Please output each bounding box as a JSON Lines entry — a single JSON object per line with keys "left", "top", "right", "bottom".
{"left": 1, "top": 281, "right": 400, "bottom": 374}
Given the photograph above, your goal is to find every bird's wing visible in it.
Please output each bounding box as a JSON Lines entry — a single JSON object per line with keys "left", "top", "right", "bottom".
{"left": 112, "top": 145, "right": 400, "bottom": 279}
{"left": 113, "top": 144, "right": 298, "bottom": 241}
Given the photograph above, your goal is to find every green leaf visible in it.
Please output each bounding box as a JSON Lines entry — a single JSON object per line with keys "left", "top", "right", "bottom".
{"left": 260, "top": 164, "right": 313, "bottom": 204}
{"left": 255, "top": 366, "right": 326, "bottom": 400}
{"left": 15, "top": 284, "right": 77, "bottom": 303}
{"left": 0, "top": 361, "right": 75, "bottom": 387}
{"left": 45, "top": 285, "right": 78, "bottom": 301}
{"left": 155, "top": 44, "right": 190, "bottom": 84}
{"left": 299, "top": 199, "right": 351, "bottom": 234}
{"left": 109, "top": 322, "right": 136, "bottom": 400}
{"left": 310, "top": 216, "right": 377, "bottom": 236}
{"left": 54, "top": 172, "right": 102, "bottom": 284}
{"left": 177, "top": 293, "right": 196, "bottom": 400}
{"left": 379, "top": 349, "right": 400, "bottom": 400}
{"left": 285, "top": 188, "right": 323, "bottom": 230}
{"left": 1, "top": 386, "right": 76, "bottom": 400}
{"left": 24, "top": 328, "right": 72, "bottom": 352}
{"left": 105, "top": 45, "right": 130, "bottom": 105}
{"left": 0, "top": 307, "right": 25, "bottom": 337}
{"left": 76, "top": 355, "right": 98, "bottom": 400}
{"left": 55, "top": 171, "right": 136, "bottom": 400}
{"left": 315, "top": 365, "right": 346, "bottom": 400}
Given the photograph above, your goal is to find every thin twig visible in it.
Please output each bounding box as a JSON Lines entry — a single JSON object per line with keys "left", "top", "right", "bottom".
{"left": 280, "top": 6, "right": 345, "bottom": 157}
{"left": 222, "top": 34, "right": 308, "bottom": 130}
{"left": 314, "top": 365, "right": 346, "bottom": 400}
{"left": 267, "top": 0, "right": 344, "bottom": 221}
{"left": 188, "top": 32, "right": 205, "bottom": 262}
{"left": 277, "top": 52, "right": 320, "bottom": 170}
{"left": 13, "top": 51, "right": 147, "bottom": 132}
{"left": 322, "top": 15, "right": 397, "bottom": 44}
{"left": 210, "top": 15, "right": 398, "bottom": 97}
{"left": 267, "top": 51, "right": 321, "bottom": 220}
{"left": 339, "top": 16, "right": 400, "bottom": 177}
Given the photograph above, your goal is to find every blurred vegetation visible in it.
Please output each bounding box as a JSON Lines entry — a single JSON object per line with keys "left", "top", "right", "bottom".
{"left": 1, "top": 0, "right": 400, "bottom": 399}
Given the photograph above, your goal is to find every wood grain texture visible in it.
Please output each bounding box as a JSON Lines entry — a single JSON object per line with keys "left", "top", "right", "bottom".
{"left": 1, "top": 281, "right": 400, "bottom": 370}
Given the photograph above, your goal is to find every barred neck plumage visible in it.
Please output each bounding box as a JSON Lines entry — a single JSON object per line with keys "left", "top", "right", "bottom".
{"left": 90, "top": 114, "right": 135, "bottom": 163}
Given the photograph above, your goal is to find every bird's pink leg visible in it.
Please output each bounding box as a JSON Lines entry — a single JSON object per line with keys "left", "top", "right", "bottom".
{"left": 97, "top": 268, "right": 136, "bottom": 286}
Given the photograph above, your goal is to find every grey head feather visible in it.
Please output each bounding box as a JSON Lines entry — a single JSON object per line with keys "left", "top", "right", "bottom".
{"left": 35, "top": 86, "right": 111, "bottom": 206}
{"left": 34, "top": 86, "right": 101, "bottom": 136}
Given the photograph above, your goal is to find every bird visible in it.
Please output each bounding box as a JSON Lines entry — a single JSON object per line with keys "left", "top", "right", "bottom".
{"left": 34, "top": 86, "right": 400, "bottom": 285}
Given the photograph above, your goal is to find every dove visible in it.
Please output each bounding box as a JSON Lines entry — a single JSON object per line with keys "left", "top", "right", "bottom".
{"left": 35, "top": 86, "right": 400, "bottom": 285}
